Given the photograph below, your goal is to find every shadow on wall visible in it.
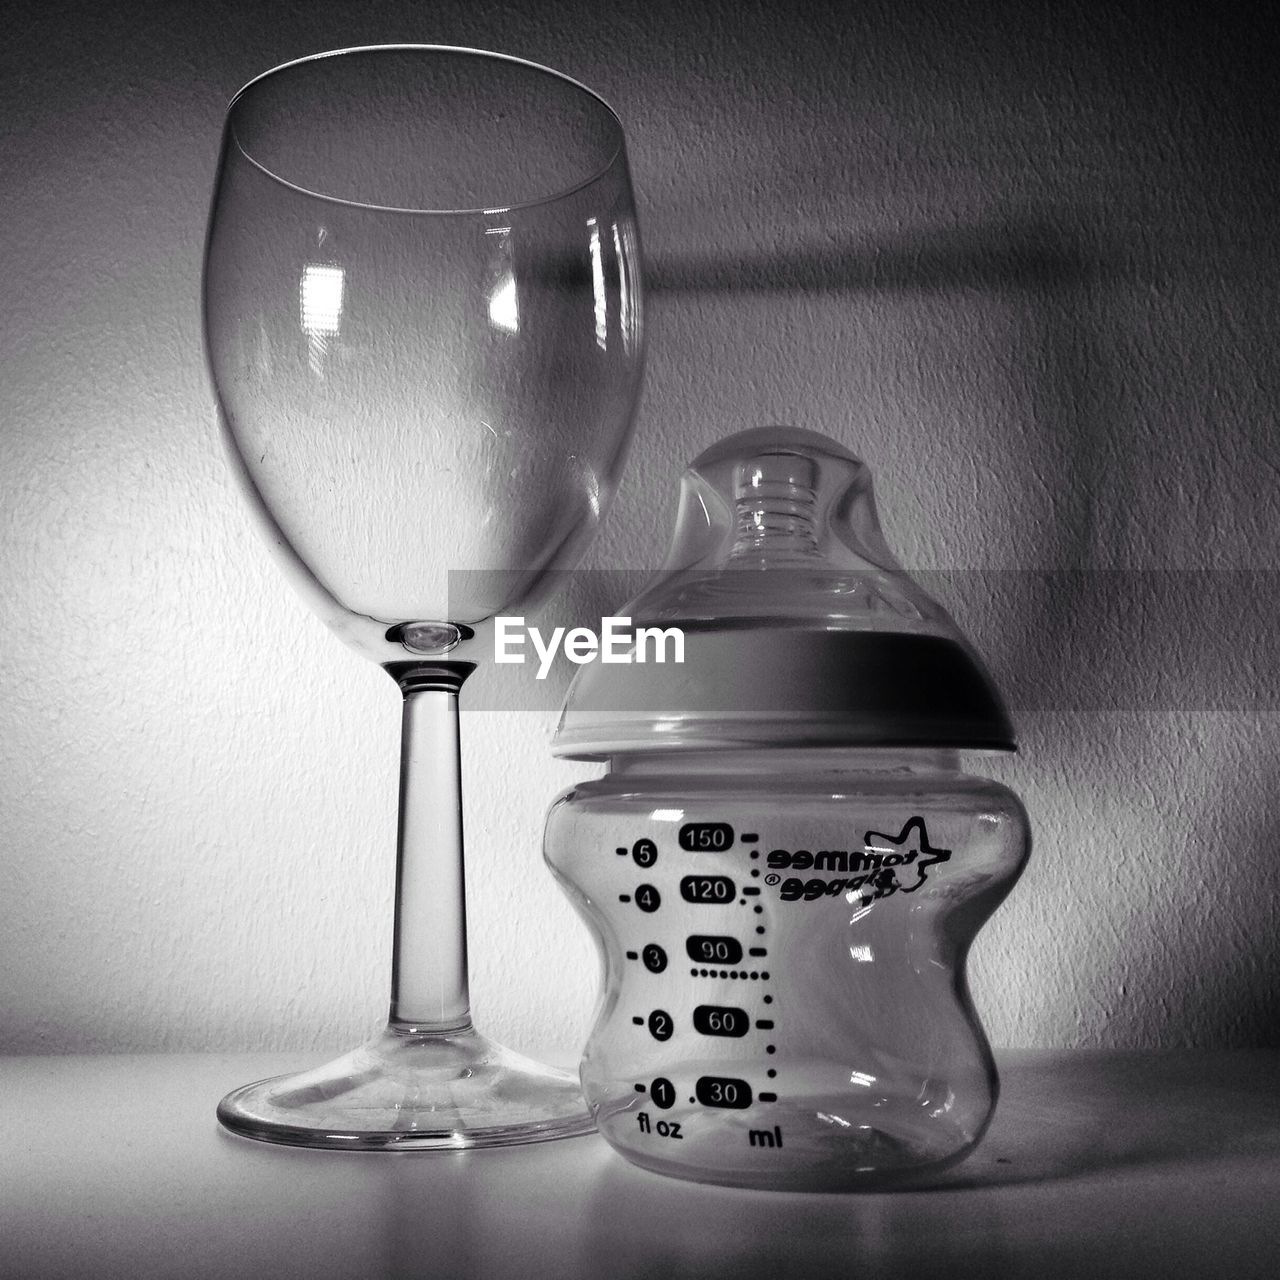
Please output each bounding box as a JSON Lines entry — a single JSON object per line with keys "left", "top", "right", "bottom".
{"left": 646, "top": 219, "right": 1093, "bottom": 294}
{"left": 548, "top": 208, "right": 1108, "bottom": 590}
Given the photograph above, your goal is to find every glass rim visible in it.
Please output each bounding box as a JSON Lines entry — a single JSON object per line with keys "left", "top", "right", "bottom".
{"left": 224, "top": 43, "right": 629, "bottom": 217}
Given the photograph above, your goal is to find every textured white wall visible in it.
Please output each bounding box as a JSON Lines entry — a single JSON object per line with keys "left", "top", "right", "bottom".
{"left": 3, "top": 0, "right": 1278, "bottom": 1056}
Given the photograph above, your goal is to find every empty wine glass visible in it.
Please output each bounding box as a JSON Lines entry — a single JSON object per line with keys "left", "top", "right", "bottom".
{"left": 202, "top": 45, "right": 644, "bottom": 1147}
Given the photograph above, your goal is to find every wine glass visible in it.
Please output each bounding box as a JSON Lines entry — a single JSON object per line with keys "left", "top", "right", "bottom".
{"left": 202, "top": 45, "right": 644, "bottom": 1148}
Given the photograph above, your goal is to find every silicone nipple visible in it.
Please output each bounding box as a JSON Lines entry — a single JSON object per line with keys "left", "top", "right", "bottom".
{"left": 628, "top": 426, "right": 936, "bottom": 630}
{"left": 729, "top": 448, "right": 821, "bottom": 564}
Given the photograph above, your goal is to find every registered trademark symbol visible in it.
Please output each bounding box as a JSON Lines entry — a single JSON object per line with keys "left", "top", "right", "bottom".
{"left": 764, "top": 873, "right": 780, "bottom": 886}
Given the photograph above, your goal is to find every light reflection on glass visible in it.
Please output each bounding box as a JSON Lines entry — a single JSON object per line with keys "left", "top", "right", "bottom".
{"left": 649, "top": 808, "right": 684, "bottom": 822}
{"left": 849, "top": 1070, "right": 876, "bottom": 1088}
{"left": 846, "top": 895, "right": 874, "bottom": 924}
{"left": 815, "top": 1112, "right": 851, "bottom": 1128}
{"left": 484, "top": 226, "right": 519, "bottom": 334}
{"left": 611, "top": 221, "right": 633, "bottom": 355}
{"left": 296, "top": 262, "right": 343, "bottom": 376}
{"left": 849, "top": 944, "right": 874, "bottom": 963}
{"left": 300, "top": 263, "right": 345, "bottom": 376}
{"left": 587, "top": 217, "right": 607, "bottom": 350}
{"left": 300, "top": 264, "right": 345, "bottom": 336}
{"left": 927, "top": 1088, "right": 956, "bottom": 1119}
{"left": 488, "top": 276, "right": 519, "bottom": 332}
{"left": 583, "top": 459, "right": 601, "bottom": 519}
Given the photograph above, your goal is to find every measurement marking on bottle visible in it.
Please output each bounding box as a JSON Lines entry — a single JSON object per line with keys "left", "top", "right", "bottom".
{"left": 686, "top": 935, "right": 743, "bottom": 964}
{"left": 679, "top": 822, "right": 733, "bottom": 851}
{"left": 693, "top": 1005, "right": 749, "bottom": 1037}
{"left": 635, "top": 884, "right": 661, "bottom": 912}
{"left": 650, "top": 1078, "right": 676, "bottom": 1109}
{"left": 680, "top": 875, "right": 735, "bottom": 903}
{"left": 632, "top": 838, "right": 658, "bottom": 868}
{"left": 753, "top": 854, "right": 780, "bottom": 1122}
{"left": 647, "top": 1010, "right": 673, "bottom": 1041}
{"left": 615, "top": 847, "right": 627, "bottom": 856}
{"left": 642, "top": 944, "right": 667, "bottom": 972}
{"left": 625, "top": 950, "right": 639, "bottom": 960}
{"left": 742, "top": 886, "right": 761, "bottom": 897}
{"left": 631, "top": 1016, "right": 643, "bottom": 1025}
{"left": 636, "top": 1112, "right": 683, "bottom": 1139}
{"left": 748, "top": 1124, "right": 783, "bottom": 1148}
{"left": 741, "top": 832, "right": 759, "bottom": 842}
{"left": 618, "top": 894, "right": 631, "bottom": 902}
{"left": 695, "top": 1076, "right": 752, "bottom": 1109}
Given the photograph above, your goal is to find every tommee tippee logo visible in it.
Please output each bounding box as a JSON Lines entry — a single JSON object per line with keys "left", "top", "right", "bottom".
{"left": 762, "top": 817, "right": 952, "bottom": 903}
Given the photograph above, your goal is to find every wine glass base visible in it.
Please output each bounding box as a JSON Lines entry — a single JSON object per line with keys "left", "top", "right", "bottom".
{"left": 216, "top": 1024, "right": 596, "bottom": 1150}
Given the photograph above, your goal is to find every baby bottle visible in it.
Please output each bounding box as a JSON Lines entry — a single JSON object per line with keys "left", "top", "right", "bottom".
{"left": 544, "top": 427, "right": 1030, "bottom": 1190}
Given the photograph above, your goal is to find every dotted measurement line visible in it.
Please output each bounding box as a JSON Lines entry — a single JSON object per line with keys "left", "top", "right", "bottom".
{"left": 750, "top": 844, "right": 780, "bottom": 1093}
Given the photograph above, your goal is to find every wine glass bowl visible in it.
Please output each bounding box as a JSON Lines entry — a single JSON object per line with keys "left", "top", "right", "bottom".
{"left": 205, "top": 45, "right": 642, "bottom": 651}
{"left": 203, "top": 46, "right": 644, "bottom": 1146}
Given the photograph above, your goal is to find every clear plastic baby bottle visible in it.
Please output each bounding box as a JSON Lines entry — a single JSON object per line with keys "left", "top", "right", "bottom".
{"left": 544, "top": 427, "right": 1030, "bottom": 1190}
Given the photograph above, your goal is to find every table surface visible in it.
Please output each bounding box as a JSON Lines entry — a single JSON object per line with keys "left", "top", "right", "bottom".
{"left": 2, "top": 1049, "right": 1278, "bottom": 1279}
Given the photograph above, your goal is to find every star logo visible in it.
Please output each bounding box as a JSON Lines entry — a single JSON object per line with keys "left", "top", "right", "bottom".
{"left": 860, "top": 816, "right": 952, "bottom": 898}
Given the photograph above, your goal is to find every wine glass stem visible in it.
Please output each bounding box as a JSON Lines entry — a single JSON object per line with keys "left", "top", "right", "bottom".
{"left": 388, "top": 666, "right": 474, "bottom": 1031}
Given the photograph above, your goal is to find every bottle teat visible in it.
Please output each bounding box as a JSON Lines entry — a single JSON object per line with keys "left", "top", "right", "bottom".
{"left": 554, "top": 426, "right": 1015, "bottom": 759}
{"left": 729, "top": 448, "right": 820, "bottom": 564}
{"left": 624, "top": 426, "right": 941, "bottom": 629}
